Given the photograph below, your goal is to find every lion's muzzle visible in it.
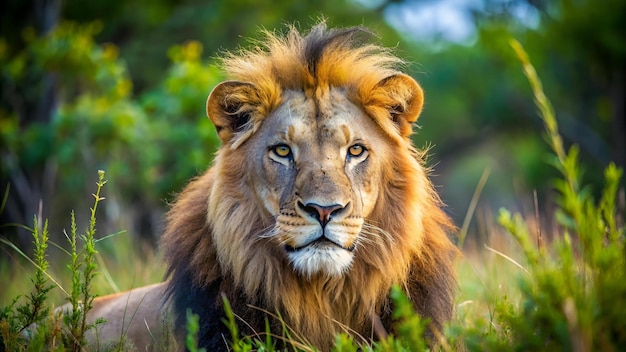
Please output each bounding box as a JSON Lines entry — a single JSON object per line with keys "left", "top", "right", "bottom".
{"left": 282, "top": 199, "right": 360, "bottom": 278}
{"left": 297, "top": 201, "right": 349, "bottom": 228}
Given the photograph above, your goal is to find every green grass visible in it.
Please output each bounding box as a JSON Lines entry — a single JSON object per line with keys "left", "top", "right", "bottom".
{"left": 0, "top": 171, "right": 164, "bottom": 351}
{"left": 0, "top": 214, "right": 164, "bottom": 312}
{"left": 1, "top": 40, "right": 624, "bottom": 351}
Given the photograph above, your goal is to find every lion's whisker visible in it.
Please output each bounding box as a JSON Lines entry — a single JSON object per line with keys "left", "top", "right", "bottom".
{"left": 361, "top": 222, "right": 397, "bottom": 245}
{"left": 257, "top": 225, "right": 279, "bottom": 239}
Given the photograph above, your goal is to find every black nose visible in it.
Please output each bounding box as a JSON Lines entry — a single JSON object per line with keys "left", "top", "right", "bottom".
{"left": 298, "top": 202, "right": 345, "bottom": 228}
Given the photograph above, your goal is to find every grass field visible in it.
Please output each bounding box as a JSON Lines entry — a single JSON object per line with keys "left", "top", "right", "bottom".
{"left": 0, "top": 231, "right": 165, "bottom": 309}
{"left": 0, "top": 225, "right": 528, "bottom": 350}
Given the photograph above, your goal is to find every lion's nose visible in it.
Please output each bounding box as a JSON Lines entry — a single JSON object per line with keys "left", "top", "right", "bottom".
{"left": 298, "top": 201, "right": 346, "bottom": 228}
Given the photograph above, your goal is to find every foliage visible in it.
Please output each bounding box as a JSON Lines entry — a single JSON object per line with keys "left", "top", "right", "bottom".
{"left": 446, "top": 40, "right": 626, "bottom": 351}
{"left": 1, "top": 21, "right": 224, "bottom": 245}
{"left": 0, "top": 171, "right": 107, "bottom": 351}
{"left": 0, "top": 218, "right": 53, "bottom": 351}
{"left": 417, "top": 0, "right": 625, "bottom": 222}
{"left": 1, "top": 21, "right": 222, "bottom": 199}
{"left": 497, "top": 39, "right": 624, "bottom": 351}
{"left": 185, "top": 309, "right": 206, "bottom": 352}
{"left": 63, "top": 170, "right": 107, "bottom": 351}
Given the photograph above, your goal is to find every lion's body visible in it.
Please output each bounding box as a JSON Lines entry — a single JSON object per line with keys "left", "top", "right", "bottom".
{"left": 81, "top": 283, "right": 167, "bottom": 350}
{"left": 80, "top": 23, "right": 458, "bottom": 351}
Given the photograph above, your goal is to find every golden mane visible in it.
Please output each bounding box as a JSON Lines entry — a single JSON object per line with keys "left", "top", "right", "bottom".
{"left": 215, "top": 23, "right": 421, "bottom": 146}
{"left": 162, "top": 22, "right": 457, "bottom": 350}
{"left": 223, "top": 23, "right": 400, "bottom": 97}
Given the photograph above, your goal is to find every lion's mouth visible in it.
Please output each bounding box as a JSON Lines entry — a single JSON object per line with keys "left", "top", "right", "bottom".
{"left": 285, "top": 237, "right": 356, "bottom": 253}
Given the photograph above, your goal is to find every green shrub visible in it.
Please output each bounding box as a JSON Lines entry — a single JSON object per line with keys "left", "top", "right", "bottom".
{"left": 1, "top": 171, "right": 107, "bottom": 351}
{"left": 495, "top": 39, "right": 624, "bottom": 351}
{"left": 447, "top": 40, "right": 625, "bottom": 351}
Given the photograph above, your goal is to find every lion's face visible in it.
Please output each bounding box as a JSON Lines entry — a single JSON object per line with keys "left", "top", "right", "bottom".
{"left": 207, "top": 69, "right": 424, "bottom": 280}
{"left": 242, "top": 89, "right": 390, "bottom": 277}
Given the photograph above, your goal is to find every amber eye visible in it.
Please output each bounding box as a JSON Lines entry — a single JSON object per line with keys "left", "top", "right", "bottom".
{"left": 272, "top": 144, "right": 292, "bottom": 158}
{"left": 348, "top": 144, "right": 365, "bottom": 157}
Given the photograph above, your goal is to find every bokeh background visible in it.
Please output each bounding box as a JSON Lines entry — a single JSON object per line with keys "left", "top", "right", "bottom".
{"left": 1, "top": 0, "right": 624, "bottom": 258}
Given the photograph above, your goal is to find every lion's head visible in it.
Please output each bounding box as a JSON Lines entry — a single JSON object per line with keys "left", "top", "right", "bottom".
{"left": 163, "top": 23, "right": 457, "bottom": 349}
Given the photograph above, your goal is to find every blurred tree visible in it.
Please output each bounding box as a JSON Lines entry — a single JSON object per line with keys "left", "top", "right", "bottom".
{"left": 1, "top": 21, "right": 145, "bottom": 247}
{"left": 538, "top": 0, "right": 626, "bottom": 167}
{"left": 58, "top": 0, "right": 399, "bottom": 91}
{"left": 1, "top": 0, "right": 63, "bottom": 248}
{"left": 469, "top": 0, "right": 626, "bottom": 219}
{"left": 369, "top": 0, "right": 624, "bottom": 228}
{"left": 469, "top": 0, "right": 626, "bottom": 166}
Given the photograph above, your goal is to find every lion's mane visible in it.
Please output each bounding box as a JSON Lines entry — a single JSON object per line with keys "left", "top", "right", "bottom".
{"left": 162, "top": 23, "right": 457, "bottom": 350}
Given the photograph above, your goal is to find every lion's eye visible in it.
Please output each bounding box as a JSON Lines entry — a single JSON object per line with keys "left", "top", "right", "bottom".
{"left": 348, "top": 144, "right": 366, "bottom": 158}
{"left": 272, "top": 144, "right": 292, "bottom": 158}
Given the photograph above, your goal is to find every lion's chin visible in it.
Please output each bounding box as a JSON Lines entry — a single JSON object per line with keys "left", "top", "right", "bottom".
{"left": 287, "top": 244, "right": 354, "bottom": 278}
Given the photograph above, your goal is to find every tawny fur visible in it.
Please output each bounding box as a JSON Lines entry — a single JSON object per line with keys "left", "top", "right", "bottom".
{"left": 78, "top": 22, "right": 458, "bottom": 351}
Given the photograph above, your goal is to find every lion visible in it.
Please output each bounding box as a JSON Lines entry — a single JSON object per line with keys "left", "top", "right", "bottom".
{"left": 78, "top": 22, "right": 458, "bottom": 351}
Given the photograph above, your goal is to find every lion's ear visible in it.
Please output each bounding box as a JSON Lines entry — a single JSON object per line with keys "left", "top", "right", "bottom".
{"left": 364, "top": 74, "right": 424, "bottom": 137}
{"left": 206, "top": 81, "right": 260, "bottom": 144}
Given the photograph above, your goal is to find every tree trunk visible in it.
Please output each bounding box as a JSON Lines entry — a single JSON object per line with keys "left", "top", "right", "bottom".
{"left": 0, "top": 0, "right": 61, "bottom": 248}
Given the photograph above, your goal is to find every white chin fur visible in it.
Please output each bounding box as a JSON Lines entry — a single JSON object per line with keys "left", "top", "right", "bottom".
{"left": 288, "top": 246, "right": 353, "bottom": 278}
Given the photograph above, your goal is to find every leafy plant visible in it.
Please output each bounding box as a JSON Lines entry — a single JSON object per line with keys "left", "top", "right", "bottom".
{"left": 0, "top": 171, "right": 109, "bottom": 351}
{"left": 449, "top": 40, "right": 625, "bottom": 351}
{"left": 0, "top": 217, "right": 54, "bottom": 351}
{"left": 185, "top": 309, "right": 206, "bottom": 352}
{"left": 62, "top": 170, "right": 107, "bottom": 351}
{"left": 494, "top": 39, "right": 625, "bottom": 351}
